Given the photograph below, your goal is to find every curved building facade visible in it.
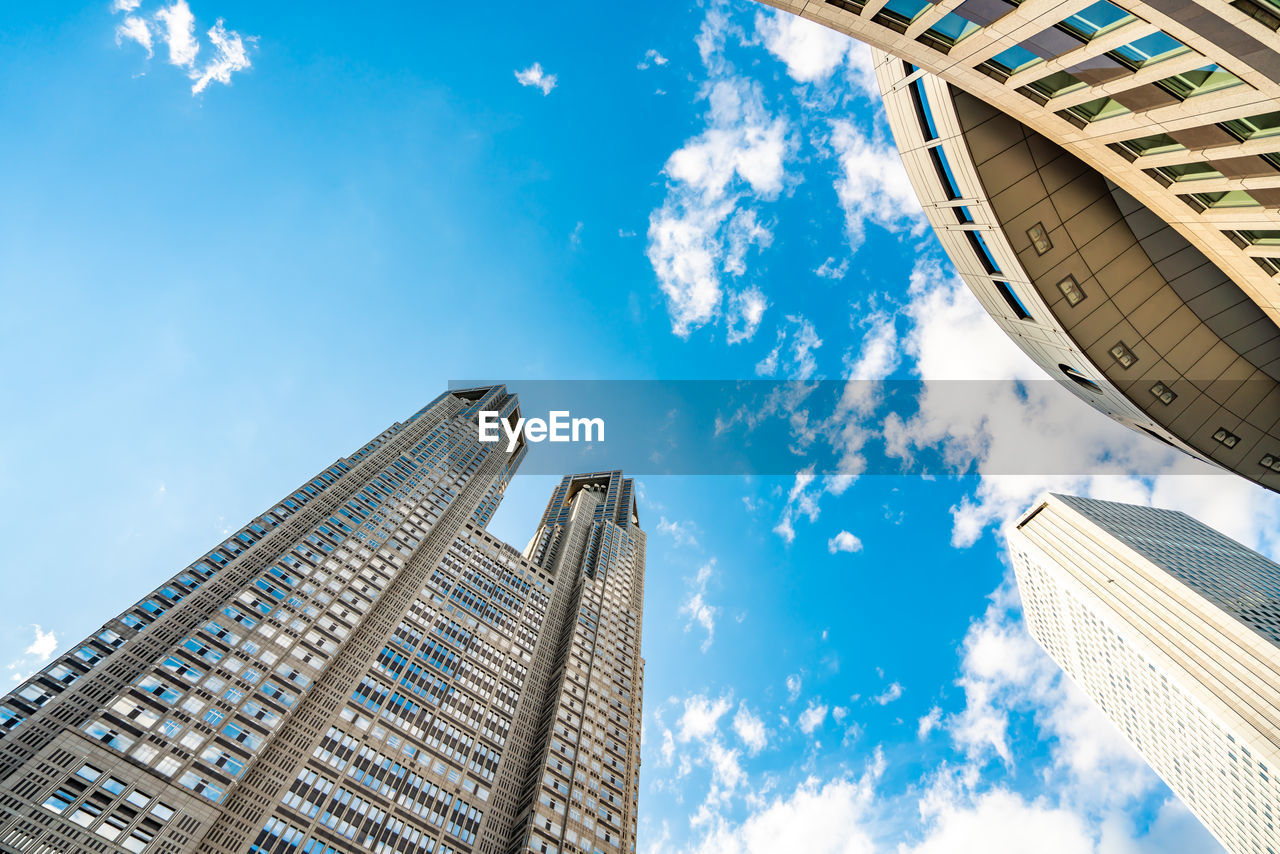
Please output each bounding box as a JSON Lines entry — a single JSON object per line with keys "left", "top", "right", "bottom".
{"left": 758, "top": 0, "right": 1280, "bottom": 490}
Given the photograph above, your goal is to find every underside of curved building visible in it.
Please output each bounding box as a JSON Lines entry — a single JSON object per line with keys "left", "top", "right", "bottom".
{"left": 757, "top": 0, "right": 1280, "bottom": 491}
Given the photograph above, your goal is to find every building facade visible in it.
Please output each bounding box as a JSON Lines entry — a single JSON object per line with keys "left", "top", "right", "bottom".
{"left": 1010, "top": 494, "right": 1280, "bottom": 853}
{"left": 0, "top": 386, "right": 644, "bottom": 854}
{"left": 757, "top": 0, "right": 1280, "bottom": 491}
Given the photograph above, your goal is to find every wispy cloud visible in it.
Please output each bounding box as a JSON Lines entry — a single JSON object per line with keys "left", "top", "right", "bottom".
{"left": 647, "top": 10, "right": 793, "bottom": 340}
{"left": 112, "top": 1, "right": 254, "bottom": 95}
{"left": 680, "top": 559, "right": 719, "bottom": 652}
{"left": 872, "top": 681, "right": 903, "bottom": 705}
{"left": 190, "top": 19, "right": 251, "bottom": 94}
{"left": 638, "top": 48, "right": 669, "bottom": 70}
{"left": 814, "top": 257, "right": 849, "bottom": 280}
{"left": 658, "top": 516, "right": 701, "bottom": 549}
{"left": 725, "top": 285, "right": 768, "bottom": 345}
{"left": 733, "top": 703, "right": 767, "bottom": 755}
{"left": 116, "top": 15, "right": 153, "bottom": 57}
{"left": 515, "top": 62, "right": 557, "bottom": 95}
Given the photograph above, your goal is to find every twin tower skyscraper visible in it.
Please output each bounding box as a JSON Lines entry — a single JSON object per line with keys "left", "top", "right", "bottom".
{"left": 0, "top": 386, "right": 643, "bottom": 854}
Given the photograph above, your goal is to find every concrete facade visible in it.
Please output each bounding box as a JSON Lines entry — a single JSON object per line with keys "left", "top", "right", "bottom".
{"left": 759, "top": 0, "right": 1280, "bottom": 491}
{"left": 0, "top": 388, "right": 643, "bottom": 854}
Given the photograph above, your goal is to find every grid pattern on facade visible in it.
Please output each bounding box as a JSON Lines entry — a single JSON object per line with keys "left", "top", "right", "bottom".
{"left": 0, "top": 388, "right": 645, "bottom": 854}
{"left": 1011, "top": 493, "right": 1280, "bottom": 854}
{"left": 757, "top": 0, "right": 1280, "bottom": 321}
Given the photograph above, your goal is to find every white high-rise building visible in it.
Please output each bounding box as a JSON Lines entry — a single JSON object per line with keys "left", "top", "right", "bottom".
{"left": 1010, "top": 493, "right": 1280, "bottom": 854}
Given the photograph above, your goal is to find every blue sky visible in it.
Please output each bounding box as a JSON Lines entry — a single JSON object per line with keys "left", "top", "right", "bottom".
{"left": 4, "top": 1, "right": 1280, "bottom": 852}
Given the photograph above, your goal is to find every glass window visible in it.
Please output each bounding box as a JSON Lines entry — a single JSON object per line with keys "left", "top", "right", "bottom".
{"left": 1152, "top": 162, "right": 1222, "bottom": 182}
{"left": 967, "top": 232, "right": 1002, "bottom": 274}
{"left": 908, "top": 74, "right": 938, "bottom": 140}
{"left": 877, "top": 0, "right": 931, "bottom": 26}
{"left": 1158, "top": 64, "right": 1244, "bottom": 99}
{"left": 926, "top": 12, "right": 982, "bottom": 45}
{"left": 1110, "top": 31, "right": 1188, "bottom": 68}
{"left": 929, "top": 147, "right": 962, "bottom": 200}
{"left": 988, "top": 44, "right": 1042, "bottom": 75}
{"left": 1223, "top": 110, "right": 1280, "bottom": 141}
{"left": 1026, "top": 70, "right": 1087, "bottom": 100}
{"left": 1238, "top": 230, "right": 1280, "bottom": 245}
{"left": 1060, "top": 0, "right": 1134, "bottom": 38}
{"left": 1119, "top": 132, "right": 1184, "bottom": 156}
{"left": 1191, "top": 190, "right": 1259, "bottom": 207}
{"left": 1064, "top": 96, "right": 1130, "bottom": 122}
{"left": 994, "top": 282, "right": 1033, "bottom": 320}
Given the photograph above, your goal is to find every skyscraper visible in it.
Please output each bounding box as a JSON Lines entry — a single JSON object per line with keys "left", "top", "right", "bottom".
{"left": 0, "top": 386, "right": 645, "bottom": 854}
{"left": 1010, "top": 493, "right": 1280, "bottom": 853}
{"left": 755, "top": 0, "right": 1280, "bottom": 492}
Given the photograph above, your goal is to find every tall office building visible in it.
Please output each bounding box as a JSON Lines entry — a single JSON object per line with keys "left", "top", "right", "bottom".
{"left": 756, "top": 0, "right": 1280, "bottom": 492}
{"left": 0, "top": 386, "right": 645, "bottom": 854}
{"left": 1010, "top": 494, "right": 1280, "bottom": 853}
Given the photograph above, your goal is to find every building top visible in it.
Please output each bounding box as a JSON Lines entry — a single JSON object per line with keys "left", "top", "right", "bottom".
{"left": 1019, "top": 492, "right": 1280, "bottom": 644}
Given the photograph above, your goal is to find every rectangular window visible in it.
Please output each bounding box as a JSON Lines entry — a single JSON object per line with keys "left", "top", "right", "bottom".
{"left": 929, "top": 147, "right": 961, "bottom": 199}
{"left": 907, "top": 72, "right": 939, "bottom": 140}
{"left": 1109, "top": 31, "right": 1187, "bottom": 68}
{"left": 1222, "top": 109, "right": 1280, "bottom": 141}
{"left": 1060, "top": 0, "right": 1134, "bottom": 39}
{"left": 987, "top": 44, "right": 1041, "bottom": 75}
{"left": 1157, "top": 64, "right": 1244, "bottom": 99}
{"left": 967, "top": 232, "right": 1002, "bottom": 274}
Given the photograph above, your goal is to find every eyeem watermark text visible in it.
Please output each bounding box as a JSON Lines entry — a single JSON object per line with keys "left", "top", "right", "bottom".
{"left": 479, "top": 410, "right": 605, "bottom": 452}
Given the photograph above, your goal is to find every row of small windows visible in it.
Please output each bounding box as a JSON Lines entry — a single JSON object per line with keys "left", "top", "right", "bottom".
{"left": 868, "top": 0, "right": 1280, "bottom": 227}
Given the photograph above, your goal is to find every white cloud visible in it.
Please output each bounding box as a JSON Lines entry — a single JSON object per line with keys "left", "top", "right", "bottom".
{"left": 917, "top": 706, "right": 942, "bottom": 740}
{"left": 884, "top": 254, "right": 1280, "bottom": 556}
{"left": 6, "top": 625, "right": 58, "bottom": 684}
{"left": 773, "top": 464, "right": 820, "bottom": 543}
{"left": 647, "top": 10, "right": 793, "bottom": 339}
{"left": 680, "top": 560, "right": 719, "bottom": 652}
{"left": 815, "top": 257, "right": 849, "bottom": 280}
{"left": 733, "top": 703, "right": 767, "bottom": 755}
{"left": 829, "top": 118, "right": 927, "bottom": 253}
{"left": 687, "top": 774, "right": 878, "bottom": 854}
{"left": 726, "top": 286, "right": 768, "bottom": 344}
{"left": 515, "top": 62, "right": 557, "bottom": 95}
{"left": 755, "top": 10, "right": 859, "bottom": 85}
{"left": 155, "top": 1, "right": 199, "bottom": 68}
{"left": 25, "top": 626, "right": 57, "bottom": 661}
{"left": 661, "top": 729, "right": 676, "bottom": 765}
{"left": 116, "top": 16, "right": 153, "bottom": 56}
{"left": 903, "top": 787, "right": 1097, "bottom": 854}
{"left": 638, "top": 48, "right": 669, "bottom": 70}
{"left": 658, "top": 516, "right": 701, "bottom": 549}
{"left": 872, "top": 682, "right": 903, "bottom": 706}
{"left": 798, "top": 701, "right": 828, "bottom": 735}
{"left": 113, "top": 1, "right": 254, "bottom": 95}
{"left": 190, "top": 19, "right": 251, "bottom": 94}
{"left": 723, "top": 209, "right": 772, "bottom": 276}
{"left": 678, "top": 693, "right": 733, "bottom": 743}
{"left": 785, "top": 673, "right": 802, "bottom": 702}
{"left": 827, "top": 530, "right": 862, "bottom": 554}
{"left": 756, "top": 310, "right": 899, "bottom": 544}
